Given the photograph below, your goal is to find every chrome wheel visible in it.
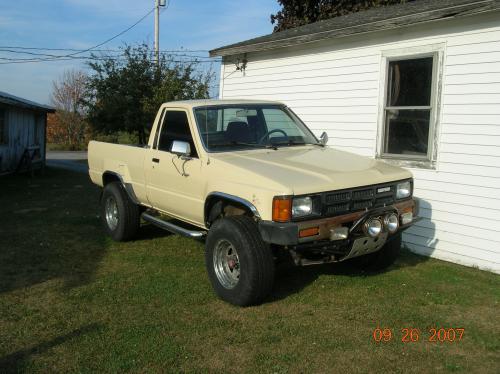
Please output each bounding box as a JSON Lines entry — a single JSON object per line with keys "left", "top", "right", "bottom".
{"left": 105, "top": 196, "right": 119, "bottom": 230}
{"left": 213, "top": 239, "right": 240, "bottom": 289}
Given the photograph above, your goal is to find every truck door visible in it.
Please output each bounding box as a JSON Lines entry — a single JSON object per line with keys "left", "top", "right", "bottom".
{"left": 146, "top": 109, "right": 205, "bottom": 226}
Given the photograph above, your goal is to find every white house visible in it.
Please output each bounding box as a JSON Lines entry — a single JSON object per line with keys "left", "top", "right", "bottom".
{"left": 210, "top": 0, "right": 500, "bottom": 273}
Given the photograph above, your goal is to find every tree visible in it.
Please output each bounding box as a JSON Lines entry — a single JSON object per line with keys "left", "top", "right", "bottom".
{"left": 83, "top": 44, "right": 214, "bottom": 144}
{"left": 271, "top": 0, "right": 413, "bottom": 32}
{"left": 50, "top": 69, "right": 89, "bottom": 148}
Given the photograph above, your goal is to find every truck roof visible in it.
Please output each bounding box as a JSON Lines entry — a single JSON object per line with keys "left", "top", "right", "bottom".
{"left": 163, "top": 99, "right": 284, "bottom": 108}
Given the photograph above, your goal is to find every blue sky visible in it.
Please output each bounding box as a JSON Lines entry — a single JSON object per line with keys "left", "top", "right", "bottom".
{"left": 0, "top": 0, "right": 280, "bottom": 104}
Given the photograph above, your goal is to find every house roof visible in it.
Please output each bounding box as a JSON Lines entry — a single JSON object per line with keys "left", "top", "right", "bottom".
{"left": 0, "top": 91, "right": 55, "bottom": 113}
{"left": 210, "top": 0, "right": 500, "bottom": 57}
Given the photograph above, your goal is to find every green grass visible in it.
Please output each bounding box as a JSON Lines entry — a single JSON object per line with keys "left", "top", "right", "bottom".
{"left": 0, "top": 169, "right": 499, "bottom": 373}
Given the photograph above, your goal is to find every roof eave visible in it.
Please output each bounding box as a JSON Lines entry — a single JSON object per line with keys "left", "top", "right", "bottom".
{"left": 0, "top": 97, "right": 55, "bottom": 113}
{"left": 210, "top": 1, "right": 500, "bottom": 58}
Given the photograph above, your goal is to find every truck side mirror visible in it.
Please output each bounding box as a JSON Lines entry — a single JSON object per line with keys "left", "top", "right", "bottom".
{"left": 320, "top": 132, "right": 328, "bottom": 146}
{"left": 170, "top": 140, "right": 191, "bottom": 158}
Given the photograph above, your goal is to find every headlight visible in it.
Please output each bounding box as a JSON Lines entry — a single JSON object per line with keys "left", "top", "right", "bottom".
{"left": 396, "top": 181, "right": 411, "bottom": 199}
{"left": 292, "top": 197, "right": 313, "bottom": 218}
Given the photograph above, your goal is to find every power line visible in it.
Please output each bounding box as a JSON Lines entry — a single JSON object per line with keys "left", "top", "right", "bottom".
{"left": 0, "top": 46, "right": 210, "bottom": 53}
{"left": 0, "top": 48, "right": 217, "bottom": 60}
{"left": 0, "top": 8, "right": 156, "bottom": 65}
{"left": 0, "top": 54, "right": 220, "bottom": 65}
{"left": 64, "top": 8, "right": 156, "bottom": 58}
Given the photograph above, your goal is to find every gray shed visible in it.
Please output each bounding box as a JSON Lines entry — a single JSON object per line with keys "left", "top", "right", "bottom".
{"left": 0, "top": 91, "right": 55, "bottom": 174}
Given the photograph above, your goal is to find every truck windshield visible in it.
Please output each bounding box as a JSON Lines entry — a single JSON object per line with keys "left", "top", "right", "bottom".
{"left": 193, "top": 104, "right": 319, "bottom": 152}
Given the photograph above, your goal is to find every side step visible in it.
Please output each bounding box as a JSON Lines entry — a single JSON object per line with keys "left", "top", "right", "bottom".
{"left": 141, "top": 212, "right": 207, "bottom": 239}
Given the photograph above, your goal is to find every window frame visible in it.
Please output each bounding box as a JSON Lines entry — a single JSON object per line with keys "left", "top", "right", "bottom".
{"left": 155, "top": 108, "right": 199, "bottom": 158}
{"left": 376, "top": 44, "right": 444, "bottom": 169}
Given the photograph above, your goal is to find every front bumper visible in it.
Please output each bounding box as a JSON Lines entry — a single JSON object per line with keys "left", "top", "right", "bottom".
{"left": 258, "top": 198, "right": 420, "bottom": 252}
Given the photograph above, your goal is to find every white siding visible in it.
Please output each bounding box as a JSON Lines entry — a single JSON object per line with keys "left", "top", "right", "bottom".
{"left": 220, "top": 13, "right": 500, "bottom": 273}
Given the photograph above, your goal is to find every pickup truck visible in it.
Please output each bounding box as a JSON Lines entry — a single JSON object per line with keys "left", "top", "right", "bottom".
{"left": 88, "top": 99, "right": 419, "bottom": 306}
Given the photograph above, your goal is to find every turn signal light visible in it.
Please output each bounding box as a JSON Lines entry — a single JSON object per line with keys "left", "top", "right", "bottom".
{"left": 299, "top": 227, "right": 319, "bottom": 238}
{"left": 272, "top": 197, "right": 292, "bottom": 222}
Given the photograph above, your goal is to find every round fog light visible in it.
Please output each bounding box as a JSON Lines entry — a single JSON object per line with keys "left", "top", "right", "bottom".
{"left": 364, "top": 218, "right": 382, "bottom": 238}
{"left": 384, "top": 213, "right": 399, "bottom": 233}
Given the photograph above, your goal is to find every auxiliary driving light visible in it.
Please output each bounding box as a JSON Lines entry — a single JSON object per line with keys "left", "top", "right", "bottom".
{"left": 364, "top": 218, "right": 382, "bottom": 238}
{"left": 384, "top": 213, "right": 399, "bottom": 233}
{"left": 401, "top": 212, "right": 413, "bottom": 225}
{"left": 330, "top": 226, "right": 349, "bottom": 241}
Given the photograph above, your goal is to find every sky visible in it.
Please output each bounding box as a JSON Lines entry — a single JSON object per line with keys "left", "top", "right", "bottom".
{"left": 0, "top": 0, "right": 280, "bottom": 105}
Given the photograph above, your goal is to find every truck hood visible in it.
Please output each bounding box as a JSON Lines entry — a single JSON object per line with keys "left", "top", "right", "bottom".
{"left": 210, "top": 146, "right": 412, "bottom": 195}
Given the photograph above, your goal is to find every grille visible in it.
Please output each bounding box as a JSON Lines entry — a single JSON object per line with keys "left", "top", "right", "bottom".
{"left": 322, "top": 183, "right": 397, "bottom": 217}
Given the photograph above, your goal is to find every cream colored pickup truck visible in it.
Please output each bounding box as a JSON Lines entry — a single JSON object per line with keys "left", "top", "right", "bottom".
{"left": 88, "top": 99, "right": 419, "bottom": 306}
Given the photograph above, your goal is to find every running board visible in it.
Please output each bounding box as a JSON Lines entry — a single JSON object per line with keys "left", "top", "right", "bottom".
{"left": 141, "top": 212, "right": 206, "bottom": 238}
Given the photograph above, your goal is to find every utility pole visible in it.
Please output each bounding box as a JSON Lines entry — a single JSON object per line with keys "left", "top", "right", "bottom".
{"left": 154, "top": 0, "right": 166, "bottom": 65}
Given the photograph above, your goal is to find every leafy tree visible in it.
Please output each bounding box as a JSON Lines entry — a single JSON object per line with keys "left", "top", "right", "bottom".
{"left": 84, "top": 44, "right": 214, "bottom": 144}
{"left": 50, "top": 69, "right": 89, "bottom": 148}
{"left": 271, "top": 0, "right": 413, "bottom": 32}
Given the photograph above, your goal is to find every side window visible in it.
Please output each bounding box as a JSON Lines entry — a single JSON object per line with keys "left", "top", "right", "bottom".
{"left": 0, "top": 108, "right": 7, "bottom": 145}
{"left": 157, "top": 110, "right": 198, "bottom": 158}
{"left": 382, "top": 56, "right": 435, "bottom": 160}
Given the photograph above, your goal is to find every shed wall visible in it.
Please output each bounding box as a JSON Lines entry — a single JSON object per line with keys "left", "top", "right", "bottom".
{"left": 0, "top": 106, "right": 46, "bottom": 173}
{"left": 220, "top": 13, "right": 500, "bottom": 273}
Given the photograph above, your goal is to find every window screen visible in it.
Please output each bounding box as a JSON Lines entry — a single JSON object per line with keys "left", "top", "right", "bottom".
{"left": 383, "top": 57, "right": 434, "bottom": 158}
{"left": 157, "top": 110, "right": 197, "bottom": 157}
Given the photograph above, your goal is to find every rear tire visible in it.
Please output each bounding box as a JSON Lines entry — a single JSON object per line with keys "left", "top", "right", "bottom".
{"left": 351, "top": 234, "right": 401, "bottom": 271}
{"left": 205, "top": 216, "right": 275, "bottom": 306}
{"left": 101, "top": 182, "right": 140, "bottom": 241}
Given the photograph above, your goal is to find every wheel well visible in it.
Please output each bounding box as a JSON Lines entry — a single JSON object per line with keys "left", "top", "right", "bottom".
{"left": 102, "top": 172, "right": 121, "bottom": 186}
{"left": 205, "top": 197, "right": 255, "bottom": 227}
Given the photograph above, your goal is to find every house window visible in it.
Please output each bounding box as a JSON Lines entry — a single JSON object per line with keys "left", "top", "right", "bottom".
{"left": 381, "top": 55, "right": 437, "bottom": 162}
{"left": 0, "top": 108, "right": 7, "bottom": 145}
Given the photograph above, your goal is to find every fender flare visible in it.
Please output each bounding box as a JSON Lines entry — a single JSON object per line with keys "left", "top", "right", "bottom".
{"left": 204, "top": 192, "right": 261, "bottom": 226}
{"left": 102, "top": 171, "right": 140, "bottom": 205}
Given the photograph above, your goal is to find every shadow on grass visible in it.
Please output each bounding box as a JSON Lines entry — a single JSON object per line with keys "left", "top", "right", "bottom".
{"left": 0, "top": 169, "right": 108, "bottom": 294}
{"left": 0, "top": 323, "right": 103, "bottom": 373}
{"left": 268, "top": 249, "right": 429, "bottom": 303}
{"left": 134, "top": 223, "right": 174, "bottom": 241}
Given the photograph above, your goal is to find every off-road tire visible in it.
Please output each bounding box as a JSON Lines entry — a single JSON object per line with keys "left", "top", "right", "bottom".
{"left": 351, "top": 234, "right": 401, "bottom": 271}
{"left": 205, "top": 216, "right": 275, "bottom": 306}
{"left": 101, "top": 182, "right": 140, "bottom": 241}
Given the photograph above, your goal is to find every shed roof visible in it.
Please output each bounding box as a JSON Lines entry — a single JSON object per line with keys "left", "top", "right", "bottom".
{"left": 210, "top": 0, "right": 500, "bottom": 57}
{"left": 0, "top": 91, "right": 55, "bottom": 113}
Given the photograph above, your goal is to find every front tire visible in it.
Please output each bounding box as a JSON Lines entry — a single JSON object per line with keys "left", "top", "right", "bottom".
{"left": 101, "top": 182, "right": 140, "bottom": 241}
{"left": 205, "top": 216, "right": 275, "bottom": 306}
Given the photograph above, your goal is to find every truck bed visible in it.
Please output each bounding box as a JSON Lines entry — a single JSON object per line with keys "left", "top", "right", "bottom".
{"left": 88, "top": 141, "right": 149, "bottom": 204}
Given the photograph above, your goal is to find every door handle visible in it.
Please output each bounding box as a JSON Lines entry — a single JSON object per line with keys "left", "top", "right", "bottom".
{"left": 152, "top": 158, "right": 160, "bottom": 163}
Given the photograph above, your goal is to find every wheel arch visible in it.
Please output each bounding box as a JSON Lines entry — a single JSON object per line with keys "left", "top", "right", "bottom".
{"left": 204, "top": 192, "right": 261, "bottom": 227}
{"left": 101, "top": 171, "right": 140, "bottom": 205}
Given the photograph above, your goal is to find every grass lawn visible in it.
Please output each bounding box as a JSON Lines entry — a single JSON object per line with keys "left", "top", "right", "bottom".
{"left": 0, "top": 169, "right": 499, "bottom": 373}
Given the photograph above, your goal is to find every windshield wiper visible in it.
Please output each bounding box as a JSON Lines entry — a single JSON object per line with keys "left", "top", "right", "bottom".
{"left": 271, "top": 139, "right": 320, "bottom": 148}
{"left": 210, "top": 141, "right": 278, "bottom": 150}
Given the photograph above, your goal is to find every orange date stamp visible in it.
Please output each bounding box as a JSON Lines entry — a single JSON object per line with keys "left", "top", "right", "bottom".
{"left": 372, "top": 327, "right": 465, "bottom": 343}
